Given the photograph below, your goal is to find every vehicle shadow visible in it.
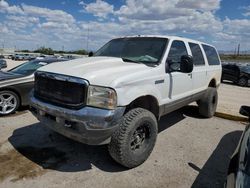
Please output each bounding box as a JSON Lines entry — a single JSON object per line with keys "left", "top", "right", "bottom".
{"left": 8, "top": 122, "right": 126, "bottom": 173}
{"left": 190, "top": 130, "right": 243, "bottom": 188}
{"left": 8, "top": 105, "right": 201, "bottom": 173}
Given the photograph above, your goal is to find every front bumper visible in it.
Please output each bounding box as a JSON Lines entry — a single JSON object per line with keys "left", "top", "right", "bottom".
{"left": 30, "top": 95, "right": 125, "bottom": 145}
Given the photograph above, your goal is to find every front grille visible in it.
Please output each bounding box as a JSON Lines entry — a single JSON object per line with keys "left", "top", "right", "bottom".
{"left": 34, "top": 72, "right": 88, "bottom": 109}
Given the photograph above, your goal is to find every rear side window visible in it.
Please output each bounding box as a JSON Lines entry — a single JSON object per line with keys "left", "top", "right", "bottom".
{"left": 188, "top": 43, "right": 205, "bottom": 66}
{"left": 202, "top": 45, "right": 220, "bottom": 65}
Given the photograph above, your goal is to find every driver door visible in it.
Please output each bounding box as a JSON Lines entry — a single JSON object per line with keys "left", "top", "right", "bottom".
{"left": 166, "top": 40, "right": 193, "bottom": 101}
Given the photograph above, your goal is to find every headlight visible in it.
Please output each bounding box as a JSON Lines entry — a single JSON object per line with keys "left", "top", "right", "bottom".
{"left": 87, "top": 85, "right": 117, "bottom": 109}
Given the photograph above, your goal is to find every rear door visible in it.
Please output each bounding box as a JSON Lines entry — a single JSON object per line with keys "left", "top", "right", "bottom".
{"left": 188, "top": 42, "right": 207, "bottom": 92}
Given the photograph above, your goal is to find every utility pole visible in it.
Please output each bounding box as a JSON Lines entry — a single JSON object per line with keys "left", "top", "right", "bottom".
{"left": 237, "top": 43, "right": 240, "bottom": 56}
{"left": 86, "top": 24, "right": 89, "bottom": 52}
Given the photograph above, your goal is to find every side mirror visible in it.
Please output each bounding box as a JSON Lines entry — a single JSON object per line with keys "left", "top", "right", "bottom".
{"left": 240, "top": 106, "right": 250, "bottom": 118}
{"left": 88, "top": 51, "right": 94, "bottom": 57}
{"left": 180, "top": 55, "right": 193, "bottom": 73}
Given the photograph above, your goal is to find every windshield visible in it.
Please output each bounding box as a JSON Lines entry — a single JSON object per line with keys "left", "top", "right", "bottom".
{"left": 94, "top": 37, "right": 168, "bottom": 64}
{"left": 240, "top": 66, "right": 250, "bottom": 73}
{"left": 9, "top": 60, "right": 49, "bottom": 75}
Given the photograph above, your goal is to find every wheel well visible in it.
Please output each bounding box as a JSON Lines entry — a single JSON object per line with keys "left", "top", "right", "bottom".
{"left": 0, "top": 88, "right": 21, "bottom": 104}
{"left": 125, "top": 95, "right": 159, "bottom": 118}
{"left": 208, "top": 79, "right": 216, "bottom": 88}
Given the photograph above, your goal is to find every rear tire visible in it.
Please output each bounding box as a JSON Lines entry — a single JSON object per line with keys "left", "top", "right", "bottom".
{"left": 198, "top": 87, "right": 218, "bottom": 118}
{"left": 109, "top": 108, "right": 158, "bottom": 168}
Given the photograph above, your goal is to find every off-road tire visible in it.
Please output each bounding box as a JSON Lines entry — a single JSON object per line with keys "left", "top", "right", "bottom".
{"left": 198, "top": 87, "right": 218, "bottom": 118}
{"left": 108, "top": 108, "right": 158, "bottom": 168}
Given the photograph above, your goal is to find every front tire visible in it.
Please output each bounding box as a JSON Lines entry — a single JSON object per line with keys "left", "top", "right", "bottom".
{"left": 198, "top": 87, "right": 218, "bottom": 118}
{"left": 109, "top": 108, "right": 158, "bottom": 168}
{"left": 0, "top": 91, "right": 20, "bottom": 116}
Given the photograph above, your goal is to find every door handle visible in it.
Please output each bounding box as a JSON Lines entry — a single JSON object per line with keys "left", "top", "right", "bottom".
{"left": 188, "top": 73, "right": 192, "bottom": 78}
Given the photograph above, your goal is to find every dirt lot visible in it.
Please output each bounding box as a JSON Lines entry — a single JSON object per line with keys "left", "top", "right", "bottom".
{"left": 217, "top": 83, "right": 250, "bottom": 117}
{"left": 0, "top": 107, "right": 246, "bottom": 188}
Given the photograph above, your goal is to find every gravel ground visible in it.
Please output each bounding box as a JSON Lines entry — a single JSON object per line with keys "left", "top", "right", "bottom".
{"left": 217, "top": 82, "right": 250, "bottom": 117}
{"left": 0, "top": 107, "right": 246, "bottom": 188}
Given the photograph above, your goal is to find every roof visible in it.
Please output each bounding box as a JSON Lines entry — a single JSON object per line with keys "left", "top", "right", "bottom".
{"left": 116, "top": 35, "right": 214, "bottom": 48}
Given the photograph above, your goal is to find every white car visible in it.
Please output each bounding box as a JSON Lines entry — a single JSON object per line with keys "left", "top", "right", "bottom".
{"left": 30, "top": 35, "right": 222, "bottom": 168}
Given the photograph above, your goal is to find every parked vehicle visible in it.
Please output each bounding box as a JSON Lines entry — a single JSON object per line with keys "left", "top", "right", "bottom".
{"left": 226, "top": 106, "right": 250, "bottom": 188}
{"left": 30, "top": 36, "right": 222, "bottom": 168}
{"left": 222, "top": 64, "right": 250, "bottom": 86}
{"left": 0, "top": 59, "right": 7, "bottom": 70}
{"left": 36, "top": 55, "right": 47, "bottom": 60}
{"left": 12, "top": 54, "right": 36, "bottom": 61}
{"left": 7, "top": 55, "right": 13, "bottom": 59}
{"left": 0, "top": 58, "right": 68, "bottom": 115}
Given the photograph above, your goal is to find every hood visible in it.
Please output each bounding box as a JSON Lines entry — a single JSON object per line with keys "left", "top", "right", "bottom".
{"left": 0, "top": 71, "right": 23, "bottom": 81}
{"left": 38, "top": 56, "right": 154, "bottom": 87}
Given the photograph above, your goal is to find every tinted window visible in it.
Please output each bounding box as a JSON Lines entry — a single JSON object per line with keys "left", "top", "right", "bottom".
{"left": 202, "top": 45, "right": 220, "bottom": 65}
{"left": 9, "top": 60, "right": 49, "bottom": 75}
{"left": 167, "top": 41, "right": 188, "bottom": 70}
{"left": 189, "top": 43, "right": 205, "bottom": 66}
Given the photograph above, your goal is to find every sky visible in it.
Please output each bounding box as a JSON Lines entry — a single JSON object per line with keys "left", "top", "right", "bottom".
{"left": 0, "top": 0, "right": 250, "bottom": 51}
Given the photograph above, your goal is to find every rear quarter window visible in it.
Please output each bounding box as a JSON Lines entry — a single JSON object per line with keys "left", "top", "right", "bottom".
{"left": 202, "top": 45, "right": 220, "bottom": 65}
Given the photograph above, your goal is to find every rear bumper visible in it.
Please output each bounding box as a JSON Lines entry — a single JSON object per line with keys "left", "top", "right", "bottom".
{"left": 30, "top": 95, "right": 125, "bottom": 145}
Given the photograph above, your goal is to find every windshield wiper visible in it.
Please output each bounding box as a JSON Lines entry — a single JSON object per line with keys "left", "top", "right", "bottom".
{"left": 121, "top": 58, "right": 142, "bottom": 64}
{"left": 121, "top": 57, "right": 158, "bottom": 67}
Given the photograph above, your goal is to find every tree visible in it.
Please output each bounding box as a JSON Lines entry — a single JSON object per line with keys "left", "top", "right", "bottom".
{"left": 34, "top": 47, "right": 54, "bottom": 55}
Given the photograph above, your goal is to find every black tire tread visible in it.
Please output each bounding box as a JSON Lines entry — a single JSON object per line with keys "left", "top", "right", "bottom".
{"left": 198, "top": 87, "right": 218, "bottom": 118}
{"left": 109, "top": 108, "right": 157, "bottom": 168}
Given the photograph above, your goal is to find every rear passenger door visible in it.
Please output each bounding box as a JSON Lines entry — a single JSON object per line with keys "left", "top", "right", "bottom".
{"left": 166, "top": 40, "right": 193, "bottom": 100}
{"left": 188, "top": 42, "right": 207, "bottom": 92}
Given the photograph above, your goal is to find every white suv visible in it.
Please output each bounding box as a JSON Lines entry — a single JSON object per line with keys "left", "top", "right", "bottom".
{"left": 30, "top": 36, "right": 222, "bottom": 168}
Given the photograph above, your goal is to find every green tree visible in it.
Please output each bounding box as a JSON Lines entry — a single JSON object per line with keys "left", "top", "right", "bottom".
{"left": 34, "top": 47, "right": 54, "bottom": 55}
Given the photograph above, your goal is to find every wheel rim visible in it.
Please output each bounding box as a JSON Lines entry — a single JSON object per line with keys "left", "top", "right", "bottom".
{"left": 0, "top": 93, "right": 17, "bottom": 115}
{"left": 239, "top": 78, "right": 246, "bottom": 86}
{"left": 130, "top": 123, "right": 151, "bottom": 151}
